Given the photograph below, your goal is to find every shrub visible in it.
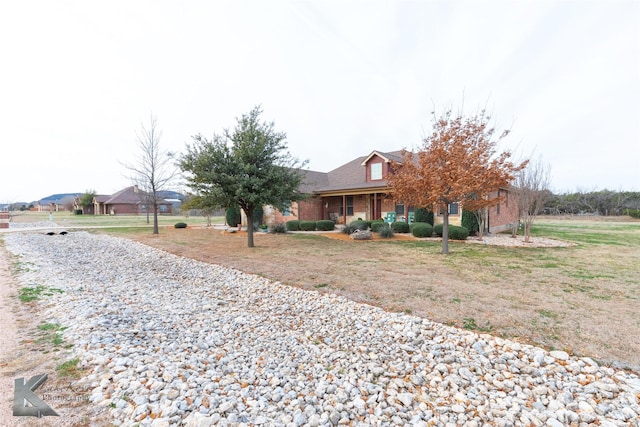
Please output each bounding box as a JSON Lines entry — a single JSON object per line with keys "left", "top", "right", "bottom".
{"left": 626, "top": 208, "right": 640, "bottom": 219}
{"left": 299, "top": 221, "right": 317, "bottom": 231}
{"left": 341, "top": 224, "right": 356, "bottom": 234}
{"left": 370, "top": 220, "right": 386, "bottom": 232}
{"left": 174, "top": 222, "right": 187, "bottom": 229}
{"left": 411, "top": 222, "right": 433, "bottom": 238}
{"left": 449, "top": 225, "right": 469, "bottom": 240}
{"left": 225, "top": 205, "right": 241, "bottom": 227}
{"left": 316, "top": 220, "right": 335, "bottom": 231}
{"left": 462, "top": 210, "right": 479, "bottom": 235}
{"left": 270, "top": 223, "right": 287, "bottom": 234}
{"left": 391, "top": 221, "right": 410, "bottom": 233}
{"left": 378, "top": 224, "right": 394, "bottom": 238}
{"left": 349, "top": 220, "right": 368, "bottom": 231}
{"left": 414, "top": 208, "right": 434, "bottom": 225}
{"left": 433, "top": 223, "right": 468, "bottom": 239}
{"left": 286, "top": 220, "right": 301, "bottom": 231}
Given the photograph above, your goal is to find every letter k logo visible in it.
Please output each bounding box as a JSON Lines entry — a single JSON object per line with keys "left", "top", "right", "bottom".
{"left": 13, "top": 374, "right": 59, "bottom": 417}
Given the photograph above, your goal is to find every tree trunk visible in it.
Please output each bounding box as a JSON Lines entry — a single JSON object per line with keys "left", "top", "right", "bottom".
{"left": 246, "top": 210, "right": 254, "bottom": 248}
{"left": 441, "top": 210, "right": 449, "bottom": 254}
{"left": 153, "top": 201, "right": 159, "bottom": 234}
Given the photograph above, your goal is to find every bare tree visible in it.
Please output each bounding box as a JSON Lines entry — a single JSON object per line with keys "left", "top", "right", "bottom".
{"left": 122, "top": 115, "right": 178, "bottom": 234}
{"left": 513, "top": 155, "right": 552, "bottom": 242}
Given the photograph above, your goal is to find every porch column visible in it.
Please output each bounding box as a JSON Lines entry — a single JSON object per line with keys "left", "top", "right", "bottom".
{"left": 342, "top": 195, "right": 347, "bottom": 225}
{"left": 373, "top": 193, "right": 377, "bottom": 220}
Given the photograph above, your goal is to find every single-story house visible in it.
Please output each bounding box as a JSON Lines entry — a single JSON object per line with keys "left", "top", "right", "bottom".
{"left": 264, "top": 150, "right": 519, "bottom": 234}
{"left": 88, "top": 186, "right": 173, "bottom": 216}
{"left": 35, "top": 193, "right": 82, "bottom": 212}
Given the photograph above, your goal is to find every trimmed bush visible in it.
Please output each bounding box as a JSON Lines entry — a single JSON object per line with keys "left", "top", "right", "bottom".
{"left": 391, "top": 221, "right": 410, "bottom": 233}
{"left": 433, "top": 223, "right": 468, "bottom": 239}
{"left": 349, "top": 220, "right": 369, "bottom": 231}
{"left": 299, "top": 221, "right": 317, "bottom": 231}
{"left": 378, "top": 224, "right": 394, "bottom": 238}
{"left": 341, "top": 224, "right": 356, "bottom": 234}
{"left": 174, "top": 222, "right": 187, "bottom": 229}
{"left": 316, "top": 220, "right": 335, "bottom": 231}
{"left": 462, "top": 210, "right": 479, "bottom": 235}
{"left": 225, "top": 205, "right": 241, "bottom": 227}
{"left": 370, "top": 220, "right": 386, "bottom": 232}
{"left": 285, "top": 220, "right": 301, "bottom": 231}
{"left": 270, "top": 223, "right": 287, "bottom": 234}
{"left": 449, "top": 225, "right": 469, "bottom": 240}
{"left": 414, "top": 208, "right": 434, "bottom": 225}
{"left": 411, "top": 222, "right": 433, "bottom": 238}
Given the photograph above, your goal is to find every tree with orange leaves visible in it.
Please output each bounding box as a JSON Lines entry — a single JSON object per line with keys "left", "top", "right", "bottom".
{"left": 388, "top": 109, "right": 527, "bottom": 254}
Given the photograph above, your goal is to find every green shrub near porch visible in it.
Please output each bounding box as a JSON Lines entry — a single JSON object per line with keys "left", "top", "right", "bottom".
{"left": 285, "top": 220, "right": 301, "bottom": 231}
{"left": 449, "top": 225, "right": 469, "bottom": 240}
{"left": 391, "top": 221, "right": 410, "bottom": 233}
{"left": 316, "top": 220, "right": 335, "bottom": 231}
{"left": 411, "top": 222, "right": 433, "bottom": 237}
{"left": 349, "top": 220, "right": 369, "bottom": 230}
{"left": 433, "top": 223, "right": 468, "bottom": 240}
{"left": 299, "top": 221, "right": 317, "bottom": 231}
{"left": 370, "top": 220, "right": 386, "bottom": 232}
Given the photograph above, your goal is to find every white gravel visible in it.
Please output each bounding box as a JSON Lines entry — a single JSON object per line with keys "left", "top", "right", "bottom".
{"left": 3, "top": 229, "right": 639, "bottom": 427}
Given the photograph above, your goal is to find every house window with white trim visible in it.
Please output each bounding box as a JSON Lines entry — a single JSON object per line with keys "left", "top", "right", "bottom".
{"left": 449, "top": 203, "right": 459, "bottom": 215}
{"left": 370, "top": 162, "right": 383, "bottom": 180}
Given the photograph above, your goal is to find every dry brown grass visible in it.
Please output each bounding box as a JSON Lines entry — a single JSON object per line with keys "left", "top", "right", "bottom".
{"left": 113, "top": 217, "right": 640, "bottom": 373}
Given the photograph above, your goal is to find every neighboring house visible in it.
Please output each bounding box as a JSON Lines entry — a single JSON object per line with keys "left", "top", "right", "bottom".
{"left": 265, "top": 150, "right": 519, "bottom": 234}
{"left": 91, "top": 186, "right": 173, "bottom": 216}
{"left": 35, "top": 193, "right": 81, "bottom": 212}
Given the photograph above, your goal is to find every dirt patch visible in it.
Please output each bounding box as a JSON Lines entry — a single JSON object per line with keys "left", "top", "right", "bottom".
{"left": 0, "top": 244, "right": 109, "bottom": 426}
{"left": 121, "top": 225, "right": 639, "bottom": 372}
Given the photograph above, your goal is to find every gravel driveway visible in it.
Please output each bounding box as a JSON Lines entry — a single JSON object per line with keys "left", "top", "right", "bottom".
{"left": 2, "top": 229, "right": 639, "bottom": 426}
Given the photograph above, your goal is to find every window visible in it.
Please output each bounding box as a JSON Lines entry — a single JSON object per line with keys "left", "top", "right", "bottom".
{"left": 282, "top": 205, "right": 291, "bottom": 216}
{"left": 449, "top": 203, "right": 459, "bottom": 215}
{"left": 340, "top": 196, "right": 354, "bottom": 215}
{"left": 141, "top": 204, "right": 146, "bottom": 212}
{"left": 370, "top": 162, "right": 382, "bottom": 180}
{"left": 160, "top": 205, "right": 168, "bottom": 212}
{"left": 496, "top": 190, "right": 501, "bottom": 214}
{"left": 395, "top": 203, "right": 405, "bottom": 215}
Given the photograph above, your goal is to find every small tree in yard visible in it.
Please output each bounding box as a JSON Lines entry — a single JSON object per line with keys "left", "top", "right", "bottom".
{"left": 122, "top": 115, "right": 178, "bottom": 234}
{"left": 388, "top": 109, "right": 527, "bottom": 254}
{"left": 513, "top": 155, "right": 551, "bottom": 242}
{"left": 179, "top": 106, "right": 307, "bottom": 248}
{"left": 181, "top": 193, "right": 219, "bottom": 227}
{"left": 78, "top": 190, "right": 96, "bottom": 214}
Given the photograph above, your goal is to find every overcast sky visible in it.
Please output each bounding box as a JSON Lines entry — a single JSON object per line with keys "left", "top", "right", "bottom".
{"left": 1, "top": 0, "right": 638, "bottom": 203}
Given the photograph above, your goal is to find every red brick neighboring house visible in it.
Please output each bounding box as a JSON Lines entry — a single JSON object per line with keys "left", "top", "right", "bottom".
{"left": 266, "top": 150, "right": 519, "bottom": 234}
{"left": 92, "top": 186, "right": 173, "bottom": 216}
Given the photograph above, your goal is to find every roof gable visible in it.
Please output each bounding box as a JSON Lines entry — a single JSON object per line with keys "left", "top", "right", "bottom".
{"left": 360, "top": 150, "right": 403, "bottom": 166}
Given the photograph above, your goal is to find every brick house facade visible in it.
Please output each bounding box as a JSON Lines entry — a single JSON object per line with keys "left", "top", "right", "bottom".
{"left": 262, "top": 150, "right": 519, "bottom": 234}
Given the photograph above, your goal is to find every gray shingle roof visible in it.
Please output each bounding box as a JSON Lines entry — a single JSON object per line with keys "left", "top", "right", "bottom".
{"left": 302, "top": 150, "right": 406, "bottom": 193}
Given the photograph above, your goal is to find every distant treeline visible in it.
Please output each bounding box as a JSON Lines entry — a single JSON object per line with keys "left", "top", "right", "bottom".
{"left": 544, "top": 190, "right": 640, "bottom": 216}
